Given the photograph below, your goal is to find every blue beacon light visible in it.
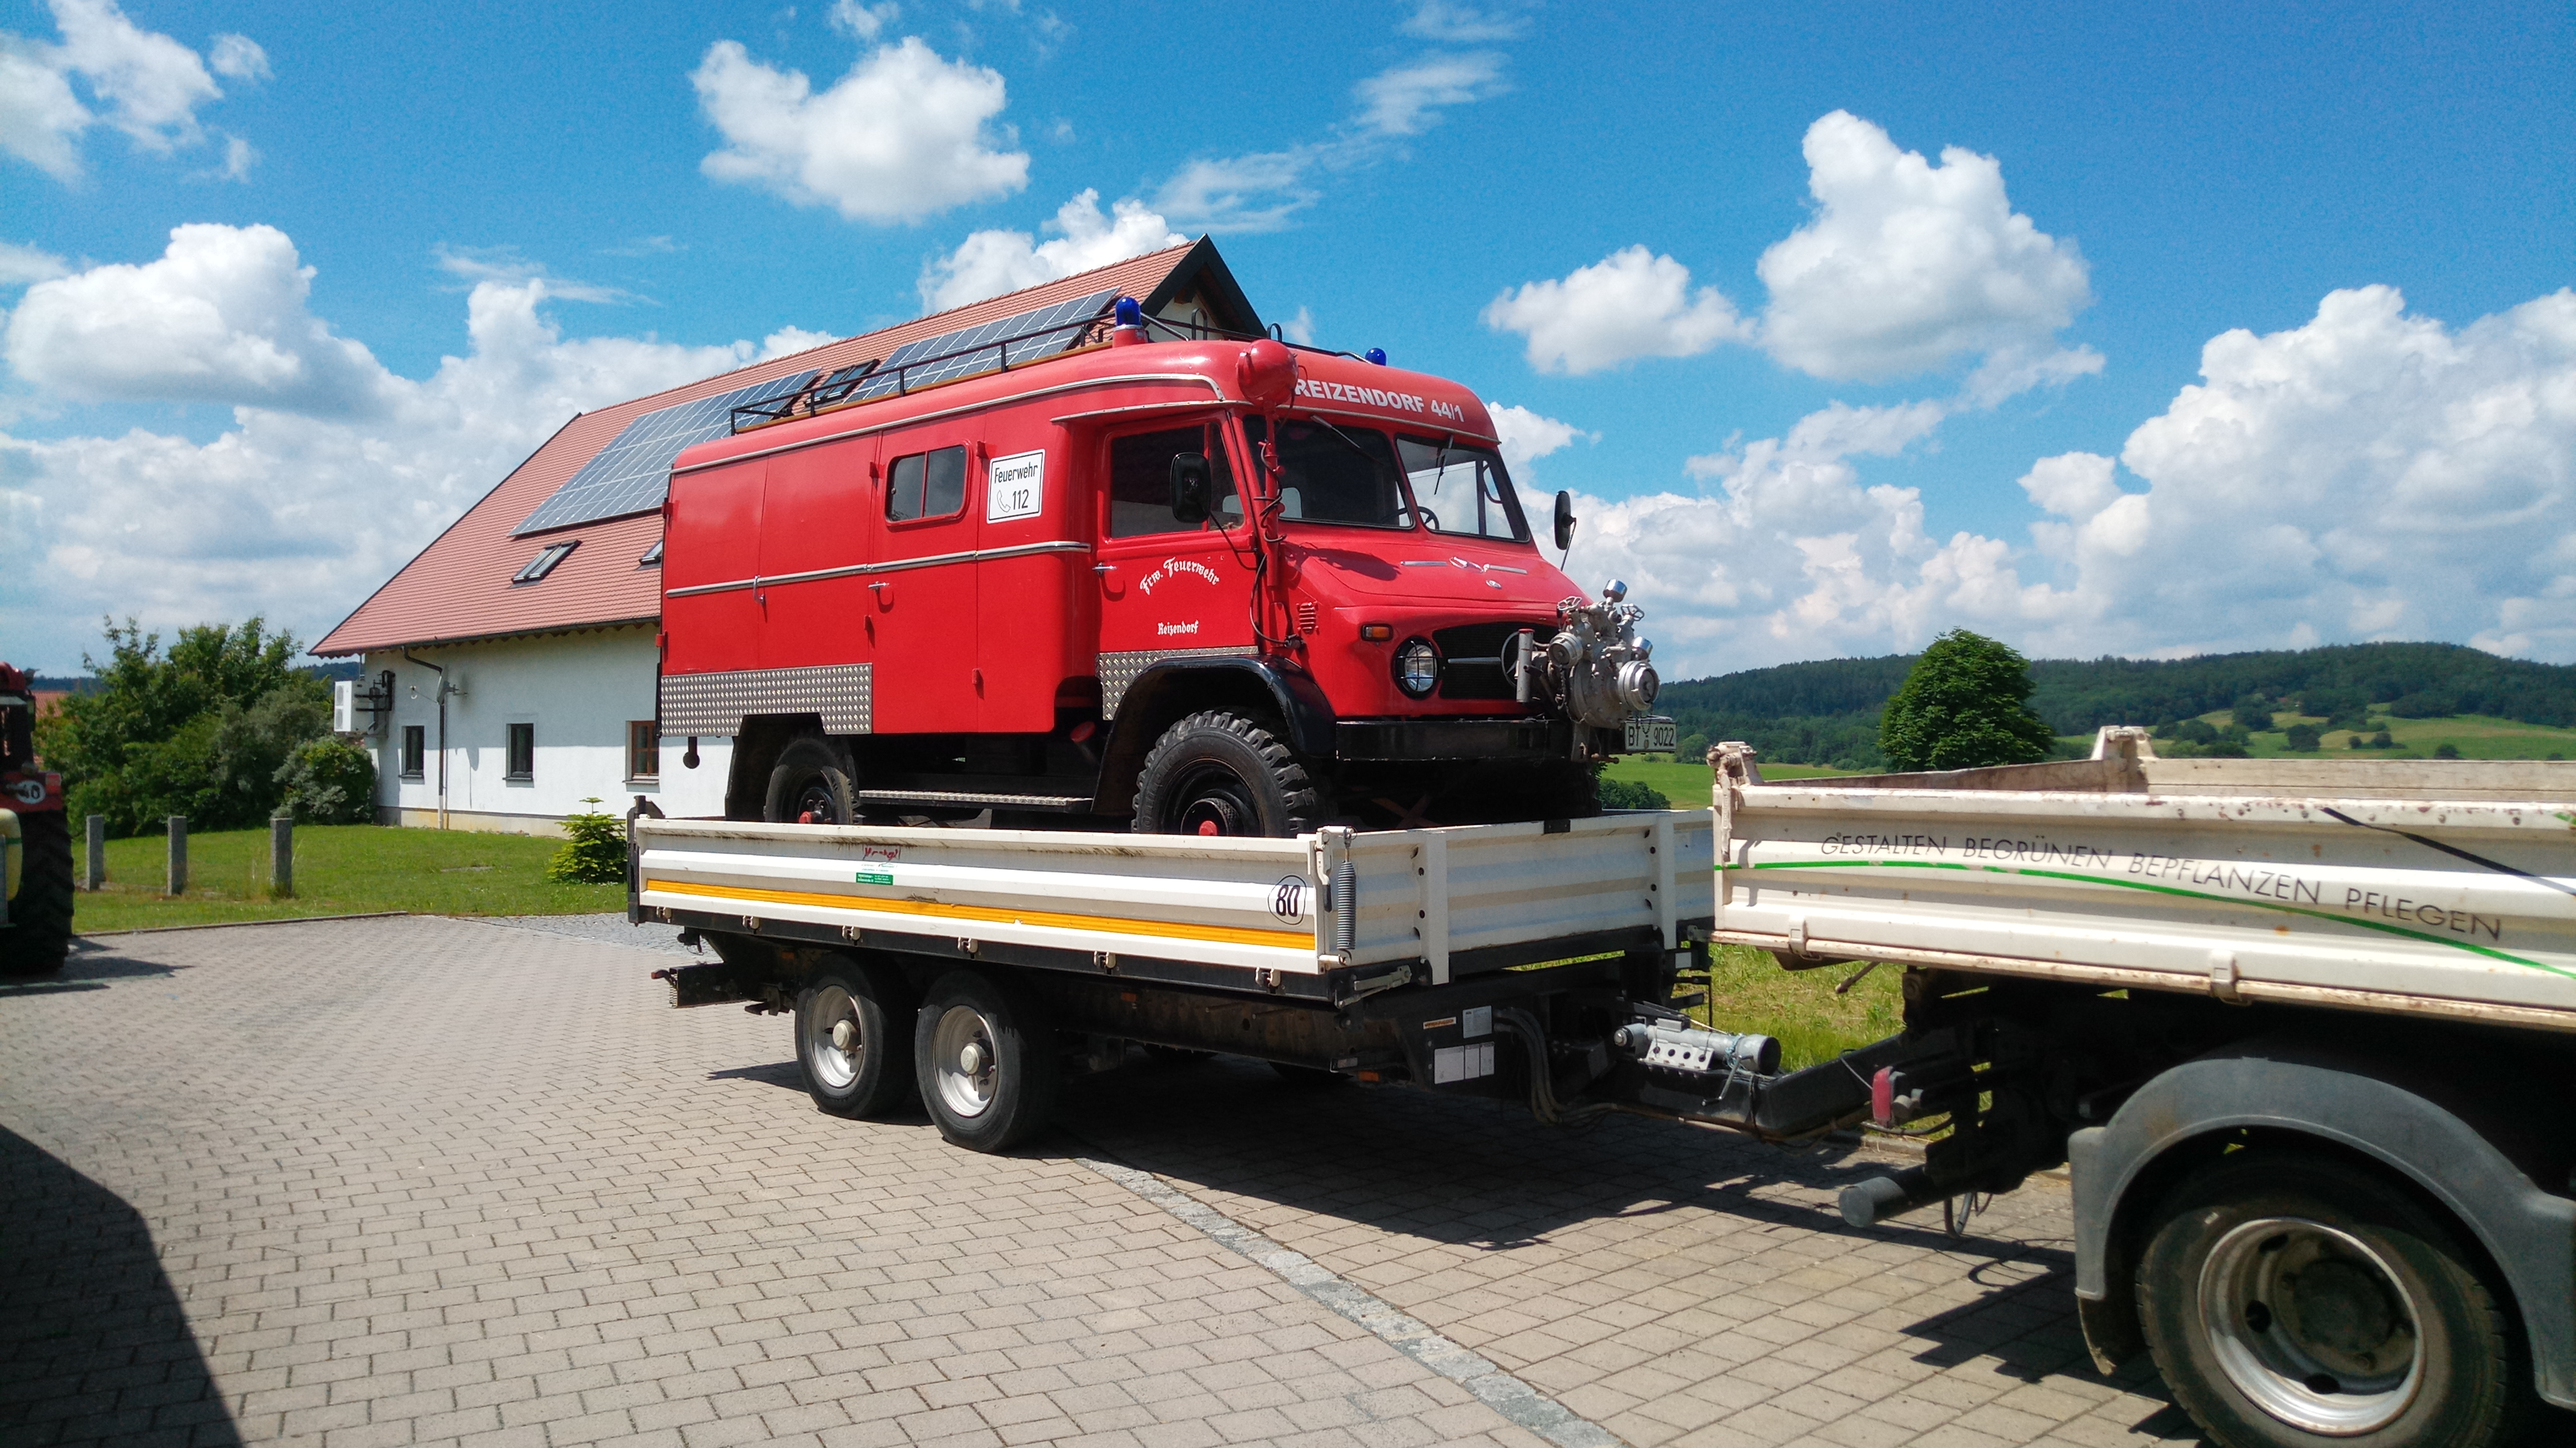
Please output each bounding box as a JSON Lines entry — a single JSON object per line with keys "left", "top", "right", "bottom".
{"left": 1365, "top": 348, "right": 1387, "bottom": 365}
{"left": 1113, "top": 296, "right": 1143, "bottom": 328}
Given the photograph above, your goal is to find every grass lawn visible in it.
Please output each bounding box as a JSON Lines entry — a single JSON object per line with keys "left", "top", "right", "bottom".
{"left": 2161, "top": 710, "right": 2576, "bottom": 760}
{"left": 76, "top": 824, "right": 623, "bottom": 934}
{"left": 1602, "top": 755, "right": 1850, "bottom": 808}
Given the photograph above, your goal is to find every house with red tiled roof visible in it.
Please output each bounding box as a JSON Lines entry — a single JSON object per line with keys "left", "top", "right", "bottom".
{"left": 315, "top": 240, "right": 1260, "bottom": 832}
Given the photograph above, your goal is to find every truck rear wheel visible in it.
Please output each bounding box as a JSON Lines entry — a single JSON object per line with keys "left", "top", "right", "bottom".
{"left": 765, "top": 737, "right": 856, "bottom": 826}
{"left": 1132, "top": 711, "right": 1320, "bottom": 837}
{"left": 2137, "top": 1152, "right": 2525, "bottom": 1448}
{"left": 1, "top": 810, "right": 73, "bottom": 978}
{"left": 914, "top": 969, "right": 1059, "bottom": 1152}
{"left": 793, "top": 959, "right": 915, "bottom": 1118}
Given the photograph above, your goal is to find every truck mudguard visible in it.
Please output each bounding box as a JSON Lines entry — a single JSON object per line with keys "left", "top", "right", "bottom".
{"left": 2067, "top": 1042, "right": 2576, "bottom": 1408}
{"left": 1097, "top": 655, "right": 1340, "bottom": 803}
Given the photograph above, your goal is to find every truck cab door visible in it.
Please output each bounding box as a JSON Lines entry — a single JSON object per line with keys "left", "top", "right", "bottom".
{"left": 1093, "top": 418, "right": 1255, "bottom": 705}
{"left": 870, "top": 433, "right": 981, "bottom": 733}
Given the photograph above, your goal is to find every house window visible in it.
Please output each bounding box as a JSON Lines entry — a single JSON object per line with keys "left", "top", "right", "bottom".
{"left": 627, "top": 721, "right": 660, "bottom": 781}
{"left": 885, "top": 445, "right": 968, "bottom": 522}
{"left": 512, "top": 541, "right": 577, "bottom": 584}
{"left": 401, "top": 725, "right": 425, "bottom": 780}
{"left": 506, "top": 722, "right": 535, "bottom": 781}
{"left": 638, "top": 538, "right": 662, "bottom": 566}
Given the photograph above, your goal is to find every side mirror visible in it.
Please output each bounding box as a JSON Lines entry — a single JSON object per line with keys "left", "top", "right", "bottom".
{"left": 1171, "top": 452, "right": 1211, "bottom": 525}
{"left": 1552, "top": 490, "right": 1577, "bottom": 551}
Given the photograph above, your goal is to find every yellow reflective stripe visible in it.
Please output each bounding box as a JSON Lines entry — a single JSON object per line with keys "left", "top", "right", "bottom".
{"left": 641, "top": 877, "right": 1312, "bottom": 951}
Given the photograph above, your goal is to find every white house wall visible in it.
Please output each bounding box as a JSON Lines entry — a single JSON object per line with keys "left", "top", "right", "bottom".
{"left": 362, "top": 627, "right": 733, "bottom": 835}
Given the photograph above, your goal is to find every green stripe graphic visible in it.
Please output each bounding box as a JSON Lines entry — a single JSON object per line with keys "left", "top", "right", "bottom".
{"left": 1718, "top": 857, "right": 2574, "bottom": 981}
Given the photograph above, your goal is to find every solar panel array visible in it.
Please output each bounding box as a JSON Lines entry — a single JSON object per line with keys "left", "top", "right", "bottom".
{"left": 514, "top": 378, "right": 788, "bottom": 536}
{"left": 849, "top": 288, "right": 1119, "bottom": 401}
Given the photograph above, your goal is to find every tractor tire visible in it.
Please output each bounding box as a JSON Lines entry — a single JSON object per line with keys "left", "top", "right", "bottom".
{"left": 2136, "top": 1151, "right": 2528, "bottom": 1448}
{"left": 793, "top": 958, "right": 917, "bottom": 1119}
{"left": 764, "top": 737, "right": 857, "bottom": 826}
{"left": 1, "top": 810, "right": 73, "bottom": 978}
{"left": 1131, "top": 711, "right": 1321, "bottom": 838}
{"left": 914, "top": 968, "right": 1060, "bottom": 1153}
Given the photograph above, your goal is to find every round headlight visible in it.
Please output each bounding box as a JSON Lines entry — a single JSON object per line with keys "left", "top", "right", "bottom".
{"left": 1394, "top": 638, "right": 1441, "bottom": 698}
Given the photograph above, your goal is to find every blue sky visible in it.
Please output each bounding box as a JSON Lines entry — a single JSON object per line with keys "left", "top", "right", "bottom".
{"left": 5, "top": 0, "right": 2572, "bottom": 676}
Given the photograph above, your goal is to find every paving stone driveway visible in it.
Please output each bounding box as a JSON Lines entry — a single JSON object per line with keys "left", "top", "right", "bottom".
{"left": 3, "top": 916, "right": 2206, "bottom": 1448}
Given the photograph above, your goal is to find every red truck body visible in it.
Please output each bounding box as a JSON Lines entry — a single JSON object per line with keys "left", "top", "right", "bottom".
{"left": 660, "top": 318, "right": 1667, "bottom": 832}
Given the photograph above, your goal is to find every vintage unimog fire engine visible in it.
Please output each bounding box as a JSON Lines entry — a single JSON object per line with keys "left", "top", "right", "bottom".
{"left": 658, "top": 299, "right": 1674, "bottom": 834}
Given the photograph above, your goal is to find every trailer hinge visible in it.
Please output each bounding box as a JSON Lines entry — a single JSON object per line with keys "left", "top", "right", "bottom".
{"left": 2208, "top": 949, "right": 2246, "bottom": 1005}
{"left": 1337, "top": 963, "right": 1413, "bottom": 1005}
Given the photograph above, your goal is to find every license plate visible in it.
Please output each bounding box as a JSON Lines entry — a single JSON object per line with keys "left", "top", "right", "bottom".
{"left": 1625, "top": 716, "right": 1678, "bottom": 752}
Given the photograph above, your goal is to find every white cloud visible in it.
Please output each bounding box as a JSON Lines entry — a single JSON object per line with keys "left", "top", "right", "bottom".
{"left": 0, "top": 240, "right": 71, "bottom": 285}
{"left": 1400, "top": 1, "right": 1533, "bottom": 42}
{"left": 432, "top": 243, "right": 630, "bottom": 304}
{"left": 5, "top": 223, "right": 400, "bottom": 416}
{"left": 692, "top": 35, "right": 1027, "bottom": 224}
{"left": 918, "top": 189, "right": 1184, "bottom": 311}
{"left": 0, "top": 1, "right": 261, "bottom": 179}
{"left": 1154, "top": 148, "right": 1319, "bottom": 234}
{"left": 1279, "top": 306, "right": 1315, "bottom": 345}
{"left": 0, "top": 41, "right": 90, "bottom": 178}
{"left": 0, "top": 238, "right": 789, "bottom": 670}
{"left": 759, "top": 325, "right": 839, "bottom": 359}
{"left": 827, "top": 1, "right": 899, "bottom": 41}
{"left": 1481, "top": 245, "right": 1748, "bottom": 375}
{"left": 1573, "top": 285, "right": 2576, "bottom": 676}
{"left": 201, "top": 130, "right": 254, "bottom": 182}
{"left": 1354, "top": 51, "right": 1507, "bottom": 137}
{"left": 1486, "top": 402, "right": 1592, "bottom": 480}
{"left": 206, "top": 33, "right": 268, "bottom": 82}
{"left": 1756, "top": 110, "right": 2093, "bottom": 383}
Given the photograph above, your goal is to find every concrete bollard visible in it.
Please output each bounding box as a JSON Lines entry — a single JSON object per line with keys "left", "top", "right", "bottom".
{"left": 270, "top": 813, "right": 294, "bottom": 898}
{"left": 167, "top": 816, "right": 187, "bottom": 897}
{"left": 85, "top": 814, "right": 105, "bottom": 891}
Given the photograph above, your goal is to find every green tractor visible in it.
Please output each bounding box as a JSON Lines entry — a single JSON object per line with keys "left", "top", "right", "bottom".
{"left": 1, "top": 663, "right": 73, "bottom": 977}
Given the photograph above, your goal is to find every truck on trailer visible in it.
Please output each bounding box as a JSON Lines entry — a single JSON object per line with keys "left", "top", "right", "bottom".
{"left": 656, "top": 296, "right": 1673, "bottom": 837}
{"left": 639, "top": 729, "right": 2573, "bottom": 1448}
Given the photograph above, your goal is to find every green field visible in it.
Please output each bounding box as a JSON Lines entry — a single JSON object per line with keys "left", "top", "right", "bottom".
{"left": 1602, "top": 755, "right": 1848, "bottom": 807}
{"left": 2147, "top": 710, "right": 2576, "bottom": 760}
{"left": 74, "top": 824, "right": 622, "bottom": 933}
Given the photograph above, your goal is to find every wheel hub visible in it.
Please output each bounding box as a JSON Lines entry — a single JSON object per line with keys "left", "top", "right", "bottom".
{"left": 2200, "top": 1216, "right": 2423, "bottom": 1434}
{"left": 800, "top": 986, "right": 862, "bottom": 1092}
{"left": 929, "top": 1005, "right": 999, "bottom": 1120}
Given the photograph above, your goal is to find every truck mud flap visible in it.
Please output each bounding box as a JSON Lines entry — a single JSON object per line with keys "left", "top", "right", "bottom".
{"left": 652, "top": 961, "right": 772, "bottom": 1009}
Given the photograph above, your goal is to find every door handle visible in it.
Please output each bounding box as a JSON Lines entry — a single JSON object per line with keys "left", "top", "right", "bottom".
{"left": 1092, "top": 564, "right": 1116, "bottom": 574}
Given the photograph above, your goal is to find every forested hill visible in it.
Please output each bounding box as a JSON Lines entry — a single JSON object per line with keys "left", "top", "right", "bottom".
{"left": 1657, "top": 642, "right": 2576, "bottom": 770}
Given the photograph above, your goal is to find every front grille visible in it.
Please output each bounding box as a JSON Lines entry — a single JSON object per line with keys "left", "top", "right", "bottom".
{"left": 1435, "top": 620, "right": 1554, "bottom": 701}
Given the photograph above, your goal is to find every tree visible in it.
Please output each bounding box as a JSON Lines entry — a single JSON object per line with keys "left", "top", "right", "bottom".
{"left": 2230, "top": 693, "right": 2278, "bottom": 732}
{"left": 2284, "top": 723, "right": 2322, "bottom": 752}
{"left": 1879, "top": 631, "right": 2056, "bottom": 772}
{"left": 36, "top": 617, "right": 330, "bottom": 834}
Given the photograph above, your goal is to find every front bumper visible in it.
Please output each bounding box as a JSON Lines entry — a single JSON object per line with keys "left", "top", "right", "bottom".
{"left": 1336, "top": 715, "right": 1676, "bottom": 762}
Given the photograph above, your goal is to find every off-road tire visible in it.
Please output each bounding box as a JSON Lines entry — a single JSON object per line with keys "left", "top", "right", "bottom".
{"left": 913, "top": 968, "right": 1060, "bottom": 1153}
{"left": 765, "top": 737, "right": 857, "bottom": 826}
{"left": 793, "top": 958, "right": 915, "bottom": 1118}
{"left": 1269, "top": 1062, "right": 1349, "bottom": 1089}
{"left": 2137, "top": 1152, "right": 2527, "bottom": 1448}
{"left": 1131, "top": 711, "right": 1321, "bottom": 838}
{"left": 1, "top": 810, "right": 73, "bottom": 978}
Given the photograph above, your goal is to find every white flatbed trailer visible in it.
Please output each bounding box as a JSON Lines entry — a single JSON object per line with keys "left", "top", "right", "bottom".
{"left": 638, "top": 731, "right": 2573, "bottom": 1448}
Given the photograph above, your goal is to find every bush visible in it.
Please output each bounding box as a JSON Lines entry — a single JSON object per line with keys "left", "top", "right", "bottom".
{"left": 2369, "top": 730, "right": 2394, "bottom": 749}
{"left": 278, "top": 737, "right": 378, "bottom": 823}
{"left": 2171, "top": 717, "right": 2219, "bottom": 745}
{"left": 547, "top": 799, "right": 628, "bottom": 884}
{"left": 2434, "top": 742, "right": 2462, "bottom": 760}
{"left": 2283, "top": 723, "right": 2322, "bottom": 752}
{"left": 1879, "top": 631, "right": 2055, "bottom": 772}
{"left": 1597, "top": 776, "right": 1672, "bottom": 810}
{"left": 2203, "top": 741, "right": 2251, "bottom": 757}
{"left": 2229, "top": 693, "right": 2277, "bottom": 731}
{"left": 2388, "top": 691, "right": 2456, "bottom": 718}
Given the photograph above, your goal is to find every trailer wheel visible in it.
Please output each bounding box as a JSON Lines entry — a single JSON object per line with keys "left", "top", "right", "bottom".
{"left": 793, "top": 959, "right": 915, "bottom": 1118}
{"left": 1131, "top": 711, "right": 1320, "bottom": 838}
{"left": 764, "top": 737, "right": 856, "bottom": 826}
{"left": 914, "top": 969, "right": 1060, "bottom": 1152}
{"left": 2136, "top": 1151, "right": 2525, "bottom": 1448}
{"left": 1, "top": 810, "right": 73, "bottom": 978}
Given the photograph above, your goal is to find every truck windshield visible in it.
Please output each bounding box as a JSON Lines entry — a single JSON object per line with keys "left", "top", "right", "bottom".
{"left": 1396, "top": 436, "right": 1528, "bottom": 542}
{"left": 1246, "top": 416, "right": 1410, "bottom": 529}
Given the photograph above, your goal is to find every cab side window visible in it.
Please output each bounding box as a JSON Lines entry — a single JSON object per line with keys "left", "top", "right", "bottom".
{"left": 1107, "top": 424, "right": 1240, "bottom": 537}
{"left": 886, "top": 444, "right": 968, "bottom": 522}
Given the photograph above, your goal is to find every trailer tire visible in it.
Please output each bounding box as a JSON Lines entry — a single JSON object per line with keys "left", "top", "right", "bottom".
{"left": 914, "top": 969, "right": 1059, "bottom": 1153}
{"left": 2136, "top": 1151, "right": 2526, "bottom": 1448}
{"left": 765, "top": 737, "right": 857, "bottom": 826}
{"left": 793, "top": 960, "right": 915, "bottom": 1119}
{"left": 1131, "top": 711, "right": 1320, "bottom": 838}
{"left": 1, "top": 810, "right": 73, "bottom": 978}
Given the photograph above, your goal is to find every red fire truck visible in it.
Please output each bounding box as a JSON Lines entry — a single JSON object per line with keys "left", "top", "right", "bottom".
{"left": 659, "top": 299, "right": 1674, "bottom": 835}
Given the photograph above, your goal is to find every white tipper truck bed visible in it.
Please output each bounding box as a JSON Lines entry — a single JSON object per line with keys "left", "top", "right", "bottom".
{"left": 637, "top": 731, "right": 2573, "bottom": 1448}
